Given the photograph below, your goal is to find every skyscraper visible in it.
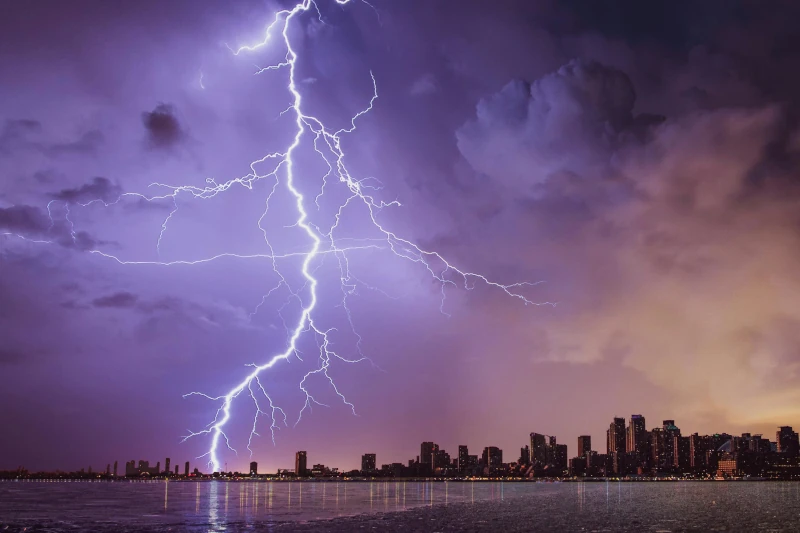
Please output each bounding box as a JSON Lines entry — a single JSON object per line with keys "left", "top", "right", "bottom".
{"left": 458, "top": 445, "right": 469, "bottom": 471}
{"left": 530, "top": 433, "right": 547, "bottom": 464}
{"left": 113, "top": 461, "right": 118, "bottom": 477}
{"left": 577, "top": 436, "right": 592, "bottom": 458}
{"left": 627, "top": 415, "right": 648, "bottom": 467}
{"left": 165, "top": 458, "right": 171, "bottom": 474}
{"left": 249, "top": 462, "right": 258, "bottom": 476}
{"left": 689, "top": 433, "right": 709, "bottom": 470}
{"left": 174, "top": 465, "right": 179, "bottom": 475}
{"left": 776, "top": 426, "right": 800, "bottom": 457}
{"left": 519, "top": 445, "right": 531, "bottom": 465}
{"left": 482, "top": 447, "right": 503, "bottom": 468}
{"left": 361, "top": 453, "right": 376, "bottom": 472}
{"left": 663, "top": 420, "right": 681, "bottom": 470}
{"left": 420, "top": 442, "right": 437, "bottom": 465}
{"left": 607, "top": 417, "right": 626, "bottom": 454}
{"left": 295, "top": 451, "right": 308, "bottom": 476}
{"left": 184, "top": 461, "right": 190, "bottom": 476}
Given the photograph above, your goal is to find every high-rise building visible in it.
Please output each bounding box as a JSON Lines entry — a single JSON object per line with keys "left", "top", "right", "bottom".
{"left": 295, "top": 451, "right": 308, "bottom": 476}
{"left": 519, "top": 445, "right": 531, "bottom": 465}
{"left": 776, "top": 426, "right": 799, "bottom": 457}
{"left": 674, "top": 436, "right": 691, "bottom": 470}
{"left": 607, "top": 418, "right": 626, "bottom": 454}
{"left": 361, "top": 454, "right": 376, "bottom": 472}
{"left": 482, "top": 447, "right": 503, "bottom": 468}
{"left": 433, "top": 449, "right": 451, "bottom": 469}
{"left": 420, "top": 442, "right": 437, "bottom": 465}
{"left": 627, "top": 415, "right": 648, "bottom": 467}
{"left": 689, "top": 433, "right": 709, "bottom": 470}
{"left": 106, "top": 464, "right": 110, "bottom": 476}
{"left": 185, "top": 461, "right": 190, "bottom": 476}
{"left": 156, "top": 461, "right": 160, "bottom": 473}
{"left": 530, "top": 433, "right": 548, "bottom": 464}
{"left": 553, "top": 444, "right": 568, "bottom": 472}
{"left": 663, "top": 420, "right": 681, "bottom": 470}
{"left": 458, "top": 445, "right": 469, "bottom": 471}
{"left": 578, "top": 436, "right": 592, "bottom": 458}
{"left": 174, "top": 465, "right": 179, "bottom": 475}
{"left": 113, "top": 461, "right": 118, "bottom": 477}
{"left": 249, "top": 462, "right": 258, "bottom": 476}
{"left": 165, "top": 458, "right": 171, "bottom": 474}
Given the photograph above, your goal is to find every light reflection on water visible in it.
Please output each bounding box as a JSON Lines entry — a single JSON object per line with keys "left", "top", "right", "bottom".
{"left": 2, "top": 480, "right": 800, "bottom": 531}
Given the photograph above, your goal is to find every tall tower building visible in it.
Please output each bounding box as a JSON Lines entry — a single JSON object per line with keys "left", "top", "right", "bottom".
{"left": 113, "top": 461, "right": 118, "bottom": 477}
{"left": 530, "top": 433, "right": 547, "bottom": 464}
{"left": 777, "top": 426, "right": 800, "bottom": 457}
{"left": 420, "top": 442, "right": 437, "bottom": 465}
{"left": 607, "top": 417, "right": 626, "bottom": 454}
{"left": 577, "top": 436, "right": 592, "bottom": 458}
{"left": 185, "top": 461, "right": 190, "bottom": 476}
{"left": 519, "top": 445, "right": 531, "bottom": 465}
{"left": 165, "top": 458, "right": 171, "bottom": 474}
{"left": 662, "top": 420, "right": 681, "bottom": 469}
{"left": 295, "top": 451, "right": 308, "bottom": 476}
{"left": 249, "top": 462, "right": 258, "bottom": 476}
{"left": 627, "top": 415, "right": 648, "bottom": 467}
{"left": 361, "top": 454, "right": 376, "bottom": 472}
{"left": 458, "top": 445, "right": 469, "bottom": 471}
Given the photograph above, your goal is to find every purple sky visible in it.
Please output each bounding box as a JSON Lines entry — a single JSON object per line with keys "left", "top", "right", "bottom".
{"left": 3, "top": 0, "right": 800, "bottom": 473}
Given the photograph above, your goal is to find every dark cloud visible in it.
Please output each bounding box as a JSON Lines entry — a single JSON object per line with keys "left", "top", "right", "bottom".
{"left": 52, "top": 177, "right": 122, "bottom": 204}
{"left": 142, "top": 104, "right": 184, "bottom": 149}
{"left": 0, "top": 204, "right": 99, "bottom": 250}
{"left": 0, "top": 119, "right": 42, "bottom": 154}
{"left": 47, "top": 129, "right": 104, "bottom": 156}
{"left": 456, "top": 59, "right": 658, "bottom": 197}
{"left": 0, "top": 205, "right": 50, "bottom": 234}
{"left": 92, "top": 291, "right": 139, "bottom": 309}
{"left": 0, "top": 119, "right": 102, "bottom": 157}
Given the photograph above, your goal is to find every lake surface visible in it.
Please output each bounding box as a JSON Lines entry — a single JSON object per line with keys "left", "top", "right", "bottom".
{"left": 2, "top": 480, "right": 800, "bottom": 531}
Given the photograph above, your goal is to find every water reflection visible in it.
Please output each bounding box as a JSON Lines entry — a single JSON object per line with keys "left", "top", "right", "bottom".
{"left": 208, "top": 481, "right": 224, "bottom": 532}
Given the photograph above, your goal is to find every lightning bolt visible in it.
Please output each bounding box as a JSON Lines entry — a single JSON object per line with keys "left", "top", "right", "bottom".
{"left": 1, "top": 0, "right": 554, "bottom": 474}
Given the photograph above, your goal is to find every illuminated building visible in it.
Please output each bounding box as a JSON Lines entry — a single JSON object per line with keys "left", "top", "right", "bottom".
{"left": 530, "top": 433, "right": 547, "bottom": 464}
{"left": 627, "top": 415, "right": 649, "bottom": 467}
{"left": 674, "top": 435, "right": 691, "bottom": 471}
{"left": 249, "top": 461, "right": 258, "bottom": 475}
{"left": 577, "top": 436, "right": 592, "bottom": 458}
{"left": 482, "top": 446, "right": 503, "bottom": 468}
{"left": 607, "top": 418, "right": 626, "bottom": 454}
{"left": 361, "top": 453, "right": 376, "bottom": 472}
{"left": 457, "top": 445, "right": 469, "bottom": 472}
{"left": 776, "top": 426, "right": 799, "bottom": 457}
{"left": 689, "top": 433, "right": 709, "bottom": 470}
{"left": 295, "top": 451, "right": 307, "bottom": 476}
{"left": 420, "top": 442, "right": 438, "bottom": 465}
{"left": 519, "top": 445, "right": 530, "bottom": 465}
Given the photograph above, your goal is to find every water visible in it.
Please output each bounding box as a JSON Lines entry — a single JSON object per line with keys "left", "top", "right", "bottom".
{"left": 0, "top": 479, "right": 503, "bottom": 530}
{"left": 2, "top": 480, "right": 800, "bottom": 531}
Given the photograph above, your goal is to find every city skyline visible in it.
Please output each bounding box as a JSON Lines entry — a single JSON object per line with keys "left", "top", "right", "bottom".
{"left": 4, "top": 0, "right": 800, "bottom": 475}
{"left": 8, "top": 414, "right": 798, "bottom": 477}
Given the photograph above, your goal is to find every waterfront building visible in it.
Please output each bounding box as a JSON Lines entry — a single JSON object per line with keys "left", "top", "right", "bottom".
{"left": 295, "top": 451, "right": 307, "bottom": 476}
